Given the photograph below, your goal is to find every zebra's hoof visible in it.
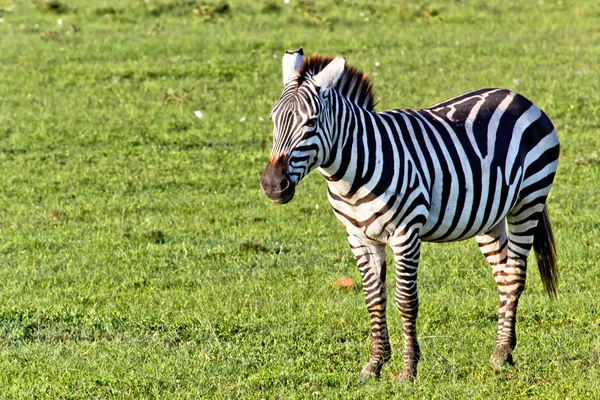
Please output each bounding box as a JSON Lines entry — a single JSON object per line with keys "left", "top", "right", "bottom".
{"left": 395, "top": 368, "right": 417, "bottom": 382}
{"left": 358, "top": 365, "right": 380, "bottom": 382}
{"left": 392, "top": 365, "right": 417, "bottom": 382}
{"left": 490, "top": 350, "right": 514, "bottom": 368}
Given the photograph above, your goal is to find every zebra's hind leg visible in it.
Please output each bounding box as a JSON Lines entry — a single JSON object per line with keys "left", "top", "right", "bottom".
{"left": 348, "top": 235, "right": 391, "bottom": 381}
{"left": 479, "top": 210, "right": 541, "bottom": 367}
{"left": 389, "top": 228, "right": 421, "bottom": 381}
{"left": 492, "top": 206, "right": 544, "bottom": 366}
{"left": 476, "top": 220, "right": 513, "bottom": 366}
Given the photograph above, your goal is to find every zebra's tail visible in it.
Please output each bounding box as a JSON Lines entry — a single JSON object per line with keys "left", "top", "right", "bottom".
{"left": 533, "top": 207, "right": 558, "bottom": 299}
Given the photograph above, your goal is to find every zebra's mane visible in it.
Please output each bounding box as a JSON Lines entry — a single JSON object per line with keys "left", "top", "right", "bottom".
{"left": 297, "top": 54, "right": 376, "bottom": 112}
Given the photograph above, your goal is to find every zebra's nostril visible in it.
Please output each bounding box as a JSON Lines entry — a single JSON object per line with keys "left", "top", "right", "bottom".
{"left": 279, "top": 179, "right": 290, "bottom": 191}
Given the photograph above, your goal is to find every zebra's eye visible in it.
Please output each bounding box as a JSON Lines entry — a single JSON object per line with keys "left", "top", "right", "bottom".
{"left": 304, "top": 118, "right": 318, "bottom": 128}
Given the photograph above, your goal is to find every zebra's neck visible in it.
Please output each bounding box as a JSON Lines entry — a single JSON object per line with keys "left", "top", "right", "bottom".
{"left": 319, "top": 91, "right": 401, "bottom": 200}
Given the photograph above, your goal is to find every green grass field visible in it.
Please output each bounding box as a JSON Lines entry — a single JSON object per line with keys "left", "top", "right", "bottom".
{"left": 1, "top": 0, "right": 599, "bottom": 398}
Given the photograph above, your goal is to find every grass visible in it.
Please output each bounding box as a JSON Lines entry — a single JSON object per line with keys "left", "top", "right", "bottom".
{"left": 0, "top": 0, "right": 599, "bottom": 397}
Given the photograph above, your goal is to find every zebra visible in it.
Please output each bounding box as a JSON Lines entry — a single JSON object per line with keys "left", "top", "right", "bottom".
{"left": 260, "top": 48, "right": 559, "bottom": 381}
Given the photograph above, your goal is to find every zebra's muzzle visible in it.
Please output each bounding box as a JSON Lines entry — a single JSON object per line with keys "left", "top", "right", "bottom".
{"left": 260, "top": 161, "right": 296, "bottom": 204}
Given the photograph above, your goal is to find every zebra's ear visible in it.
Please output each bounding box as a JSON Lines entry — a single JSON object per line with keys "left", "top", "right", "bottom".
{"left": 282, "top": 48, "right": 304, "bottom": 86}
{"left": 313, "top": 57, "right": 345, "bottom": 91}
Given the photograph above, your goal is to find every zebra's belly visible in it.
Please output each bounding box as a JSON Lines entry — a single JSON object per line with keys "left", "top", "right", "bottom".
{"left": 420, "top": 167, "right": 523, "bottom": 242}
{"left": 420, "top": 213, "right": 505, "bottom": 243}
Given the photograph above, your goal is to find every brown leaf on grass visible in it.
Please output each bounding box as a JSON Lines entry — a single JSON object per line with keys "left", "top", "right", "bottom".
{"left": 390, "top": 371, "right": 401, "bottom": 381}
{"left": 333, "top": 276, "right": 356, "bottom": 292}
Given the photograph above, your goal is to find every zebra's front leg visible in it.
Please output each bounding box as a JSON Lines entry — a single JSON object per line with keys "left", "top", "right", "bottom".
{"left": 348, "top": 235, "right": 390, "bottom": 381}
{"left": 389, "top": 229, "right": 421, "bottom": 381}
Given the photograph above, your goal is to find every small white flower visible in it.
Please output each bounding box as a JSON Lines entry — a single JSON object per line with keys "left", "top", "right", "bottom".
{"left": 315, "top": 204, "right": 319, "bottom": 210}
{"left": 513, "top": 78, "right": 521, "bottom": 85}
{"left": 455, "top": 41, "right": 460, "bottom": 46}
{"left": 240, "top": 117, "right": 246, "bottom": 122}
{"left": 259, "top": 117, "right": 265, "bottom": 122}
{"left": 34, "top": 23, "right": 39, "bottom": 29}
{"left": 272, "top": 54, "right": 279, "bottom": 60}
{"left": 359, "top": 12, "right": 365, "bottom": 17}
{"left": 0, "top": 18, "right": 4, "bottom": 24}
{"left": 284, "top": 0, "right": 290, "bottom": 3}
{"left": 57, "top": 18, "right": 63, "bottom": 26}
{"left": 194, "top": 110, "right": 203, "bottom": 119}
{"left": 374, "top": 62, "right": 380, "bottom": 67}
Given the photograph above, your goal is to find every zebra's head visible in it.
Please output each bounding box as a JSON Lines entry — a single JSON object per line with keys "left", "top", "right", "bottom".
{"left": 260, "top": 48, "right": 346, "bottom": 204}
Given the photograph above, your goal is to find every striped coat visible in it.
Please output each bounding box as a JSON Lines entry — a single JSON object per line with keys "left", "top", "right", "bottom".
{"left": 261, "top": 49, "right": 559, "bottom": 381}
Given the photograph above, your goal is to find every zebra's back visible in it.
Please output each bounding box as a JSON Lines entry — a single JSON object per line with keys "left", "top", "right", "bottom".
{"left": 392, "top": 88, "right": 559, "bottom": 242}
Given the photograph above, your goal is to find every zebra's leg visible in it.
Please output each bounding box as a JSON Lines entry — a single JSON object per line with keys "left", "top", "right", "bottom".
{"left": 488, "top": 206, "right": 543, "bottom": 366}
{"left": 348, "top": 235, "right": 390, "bottom": 381}
{"left": 476, "top": 220, "right": 512, "bottom": 365}
{"left": 389, "top": 228, "right": 421, "bottom": 381}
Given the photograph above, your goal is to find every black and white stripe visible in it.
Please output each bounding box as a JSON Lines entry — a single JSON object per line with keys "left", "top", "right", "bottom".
{"left": 261, "top": 50, "right": 559, "bottom": 381}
